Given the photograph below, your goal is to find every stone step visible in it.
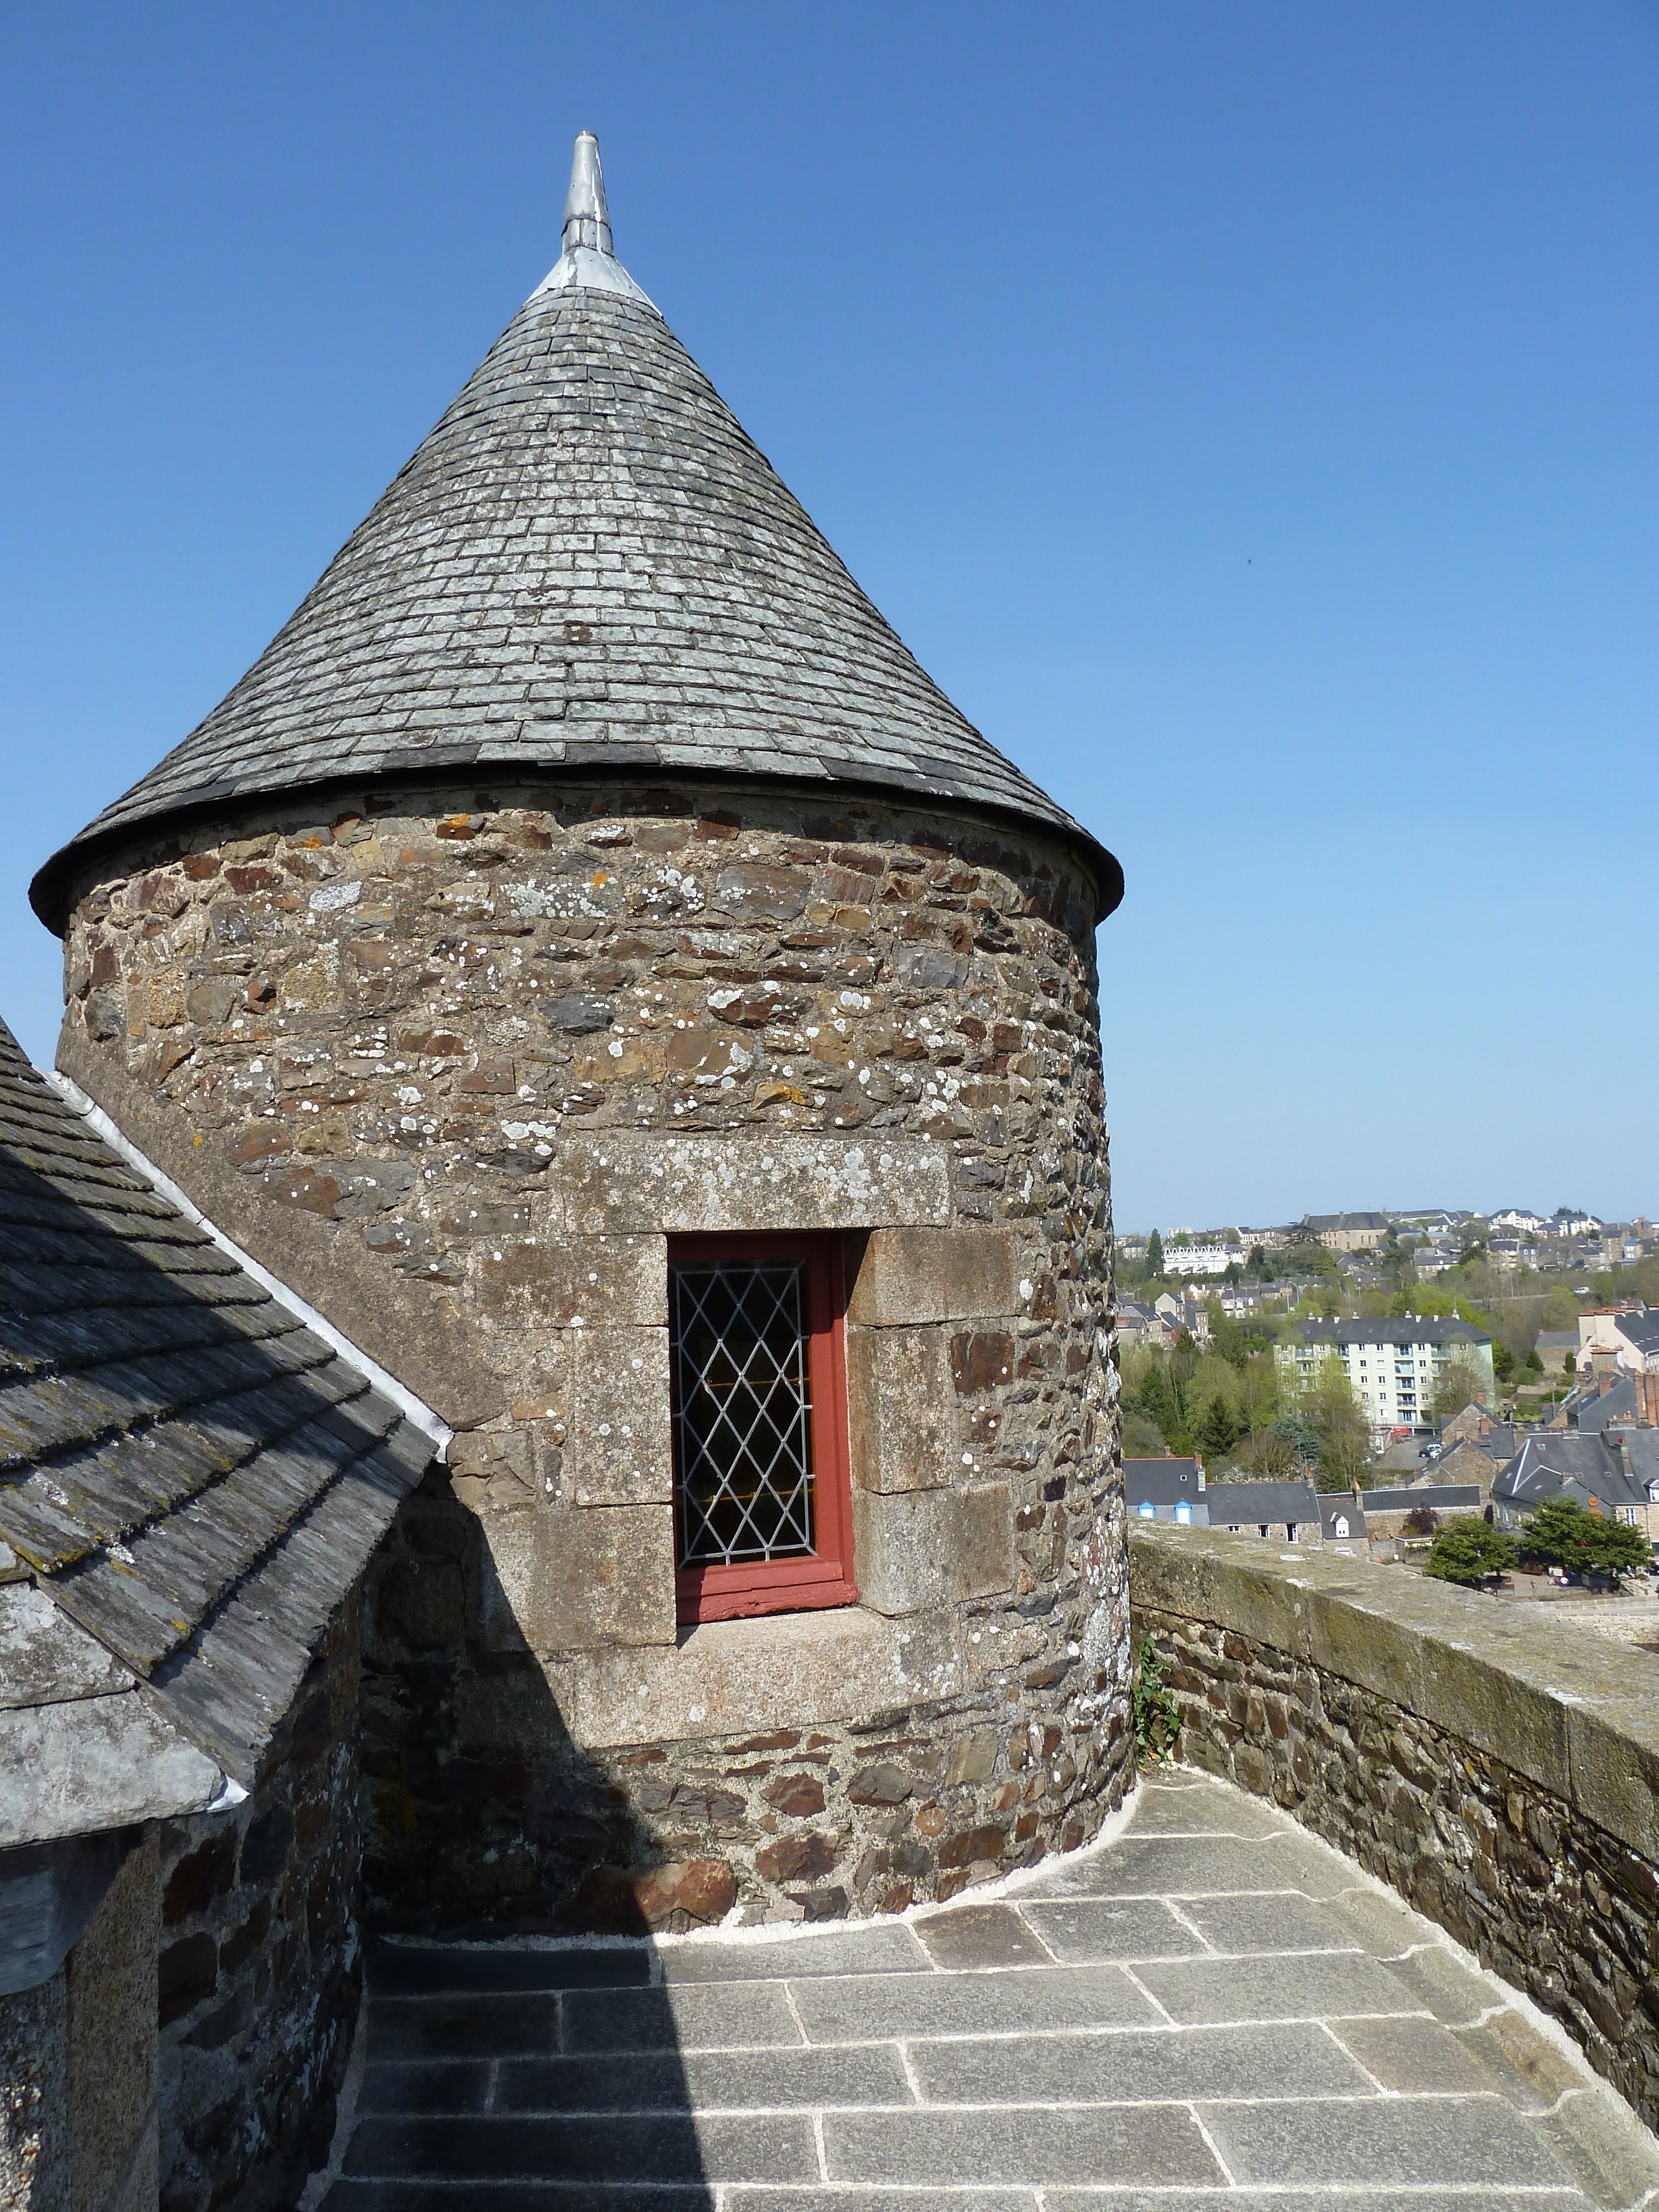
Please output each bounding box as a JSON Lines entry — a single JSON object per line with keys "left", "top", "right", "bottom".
{"left": 366, "top": 1938, "right": 652, "bottom": 1997}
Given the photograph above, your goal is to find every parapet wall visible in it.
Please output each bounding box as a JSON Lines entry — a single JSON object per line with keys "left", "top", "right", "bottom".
{"left": 154, "top": 1609, "right": 363, "bottom": 2212}
{"left": 1130, "top": 1524, "right": 1659, "bottom": 2129}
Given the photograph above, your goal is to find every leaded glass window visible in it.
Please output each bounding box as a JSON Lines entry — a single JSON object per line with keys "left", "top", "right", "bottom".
{"left": 669, "top": 1234, "right": 857, "bottom": 1625}
{"left": 672, "top": 1258, "right": 816, "bottom": 1566}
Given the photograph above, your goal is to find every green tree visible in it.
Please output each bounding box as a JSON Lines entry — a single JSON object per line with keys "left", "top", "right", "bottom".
{"left": 1133, "top": 1361, "right": 1178, "bottom": 1444}
{"left": 1493, "top": 1343, "right": 1516, "bottom": 1387}
{"left": 1259, "top": 1413, "right": 1322, "bottom": 1475}
{"left": 1121, "top": 1409, "right": 1168, "bottom": 1459}
{"left": 1520, "top": 1497, "right": 1651, "bottom": 1583}
{"left": 1197, "top": 1395, "right": 1239, "bottom": 1459}
{"left": 1425, "top": 1517, "right": 1517, "bottom": 1586}
{"left": 1303, "top": 1360, "right": 1369, "bottom": 1490}
{"left": 1145, "top": 1229, "right": 1165, "bottom": 1281}
{"left": 1431, "top": 1360, "right": 1486, "bottom": 1422}
{"left": 1562, "top": 1350, "right": 1575, "bottom": 1377}
{"left": 1522, "top": 1348, "right": 1543, "bottom": 1379}
{"left": 1209, "top": 1311, "right": 1253, "bottom": 1369}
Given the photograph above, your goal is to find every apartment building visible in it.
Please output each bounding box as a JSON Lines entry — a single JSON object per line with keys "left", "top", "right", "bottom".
{"left": 1275, "top": 1317, "right": 1495, "bottom": 1433}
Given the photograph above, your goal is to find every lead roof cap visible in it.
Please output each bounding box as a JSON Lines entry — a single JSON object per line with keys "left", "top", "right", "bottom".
{"left": 33, "top": 134, "right": 1121, "bottom": 931}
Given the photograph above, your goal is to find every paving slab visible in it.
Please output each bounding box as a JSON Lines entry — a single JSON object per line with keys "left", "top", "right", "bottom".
{"left": 1015, "top": 1897, "right": 1205, "bottom": 1964}
{"left": 1470, "top": 2006, "right": 1598, "bottom": 2106}
{"left": 660, "top": 1921, "right": 931, "bottom": 1981}
{"left": 1045, "top": 2195, "right": 1592, "bottom": 2212}
{"left": 366, "top": 1939, "right": 651, "bottom": 1994}
{"left": 727, "top": 2195, "right": 1035, "bottom": 2212}
{"left": 909, "top": 2021, "right": 1374, "bottom": 2106}
{"left": 561, "top": 1980, "right": 804, "bottom": 2052}
{"left": 494, "top": 2043, "right": 913, "bottom": 2112}
{"left": 356, "top": 2058, "right": 492, "bottom": 2114}
{"left": 791, "top": 1964, "right": 1162, "bottom": 2043}
{"left": 1541, "top": 2090, "right": 1659, "bottom": 2208}
{"left": 1198, "top": 2093, "right": 1575, "bottom": 2189}
{"left": 1241, "top": 1827, "right": 1355, "bottom": 1898}
{"left": 912, "top": 1902, "right": 1056, "bottom": 1970}
{"left": 1131, "top": 1948, "right": 1425, "bottom": 2024}
{"left": 1124, "top": 1775, "right": 1297, "bottom": 1838}
{"left": 342, "top": 2110, "right": 817, "bottom": 2184}
{"left": 366, "top": 1992, "right": 559, "bottom": 2063}
{"left": 322, "top": 2187, "right": 718, "bottom": 2211}
{"left": 821, "top": 2104, "right": 1224, "bottom": 2187}
{"left": 1378, "top": 1939, "right": 1507, "bottom": 2024}
{"left": 1328, "top": 2011, "right": 1535, "bottom": 2099}
{"left": 1022, "top": 1833, "right": 1296, "bottom": 1899}
{"left": 1168, "top": 1892, "right": 1360, "bottom": 1955}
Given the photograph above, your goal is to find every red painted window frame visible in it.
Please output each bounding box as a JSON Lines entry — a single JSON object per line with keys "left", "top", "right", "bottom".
{"left": 670, "top": 1231, "right": 858, "bottom": 1625}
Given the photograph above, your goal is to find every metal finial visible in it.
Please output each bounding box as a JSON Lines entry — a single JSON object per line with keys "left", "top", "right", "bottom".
{"left": 562, "top": 132, "right": 613, "bottom": 258}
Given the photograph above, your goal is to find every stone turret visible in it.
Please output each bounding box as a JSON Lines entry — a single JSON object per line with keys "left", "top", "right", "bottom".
{"left": 33, "top": 137, "right": 1130, "bottom": 1928}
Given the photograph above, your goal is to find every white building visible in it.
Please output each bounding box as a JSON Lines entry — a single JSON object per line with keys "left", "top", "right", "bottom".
{"left": 1275, "top": 1318, "right": 1496, "bottom": 1433}
{"left": 1163, "top": 1244, "right": 1235, "bottom": 1277}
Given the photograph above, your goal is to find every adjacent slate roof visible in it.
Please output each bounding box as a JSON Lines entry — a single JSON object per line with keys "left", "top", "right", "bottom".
{"left": 1615, "top": 1310, "right": 1659, "bottom": 1363}
{"left": 1291, "top": 1318, "right": 1492, "bottom": 1349}
{"left": 1493, "top": 1433, "right": 1656, "bottom": 1516}
{"left": 32, "top": 137, "right": 1121, "bottom": 932}
{"left": 1123, "top": 1458, "right": 1208, "bottom": 1522}
{"left": 0, "top": 1021, "right": 432, "bottom": 1808}
{"left": 1203, "top": 1481, "right": 1321, "bottom": 1529}
{"left": 1571, "top": 1374, "right": 1637, "bottom": 1433}
{"left": 1318, "top": 1493, "right": 1367, "bottom": 1541}
{"left": 1361, "top": 1485, "right": 1483, "bottom": 1514}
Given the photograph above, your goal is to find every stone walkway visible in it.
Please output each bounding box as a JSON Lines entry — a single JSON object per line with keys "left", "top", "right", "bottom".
{"left": 319, "top": 1770, "right": 1659, "bottom": 2209}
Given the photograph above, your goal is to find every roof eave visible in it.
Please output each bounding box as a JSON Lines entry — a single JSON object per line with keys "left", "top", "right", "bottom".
{"left": 30, "top": 760, "right": 1125, "bottom": 938}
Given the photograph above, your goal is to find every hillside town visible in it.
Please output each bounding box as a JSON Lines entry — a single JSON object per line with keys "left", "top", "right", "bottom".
{"left": 1117, "top": 1206, "right": 1659, "bottom": 1597}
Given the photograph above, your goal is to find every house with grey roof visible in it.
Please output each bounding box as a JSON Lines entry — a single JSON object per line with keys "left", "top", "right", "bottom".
{"left": 1317, "top": 1490, "right": 1367, "bottom": 1545}
{"left": 1124, "top": 1458, "right": 1208, "bottom": 1525}
{"left": 1492, "top": 1432, "right": 1659, "bottom": 1546}
{"left": 1202, "top": 1480, "right": 1322, "bottom": 1542}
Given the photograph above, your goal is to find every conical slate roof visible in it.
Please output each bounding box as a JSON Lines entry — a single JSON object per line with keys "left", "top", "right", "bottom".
{"left": 33, "top": 137, "right": 1120, "bottom": 930}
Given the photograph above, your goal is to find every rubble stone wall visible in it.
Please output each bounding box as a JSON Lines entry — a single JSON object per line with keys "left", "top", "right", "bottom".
{"left": 0, "top": 1838, "right": 159, "bottom": 2212}
{"left": 154, "top": 1611, "right": 361, "bottom": 2212}
{"left": 55, "top": 780, "right": 1129, "bottom": 1927}
{"left": 1131, "top": 1524, "right": 1659, "bottom": 2130}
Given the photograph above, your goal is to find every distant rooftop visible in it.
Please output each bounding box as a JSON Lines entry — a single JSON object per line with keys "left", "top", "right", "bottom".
{"left": 1290, "top": 1318, "right": 1491, "bottom": 1348}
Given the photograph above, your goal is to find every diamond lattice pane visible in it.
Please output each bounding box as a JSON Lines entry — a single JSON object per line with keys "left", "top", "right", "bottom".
{"left": 672, "top": 1260, "right": 816, "bottom": 1567}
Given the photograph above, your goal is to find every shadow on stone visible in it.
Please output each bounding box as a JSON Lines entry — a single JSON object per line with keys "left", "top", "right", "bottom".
{"left": 351, "top": 1483, "right": 718, "bottom": 2203}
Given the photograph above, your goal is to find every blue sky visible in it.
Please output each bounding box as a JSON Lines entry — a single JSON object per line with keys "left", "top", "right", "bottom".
{"left": 3, "top": 3, "right": 1655, "bottom": 1229}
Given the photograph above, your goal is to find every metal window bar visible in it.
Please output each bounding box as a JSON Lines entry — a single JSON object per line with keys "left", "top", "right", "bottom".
{"left": 672, "top": 1259, "right": 816, "bottom": 1567}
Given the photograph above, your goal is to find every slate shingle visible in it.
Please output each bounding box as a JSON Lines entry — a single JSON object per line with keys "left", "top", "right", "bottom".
{"left": 0, "top": 1022, "right": 435, "bottom": 1782}
{"left": 33, "top": 215, "right": 1119, "bottom": 930}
